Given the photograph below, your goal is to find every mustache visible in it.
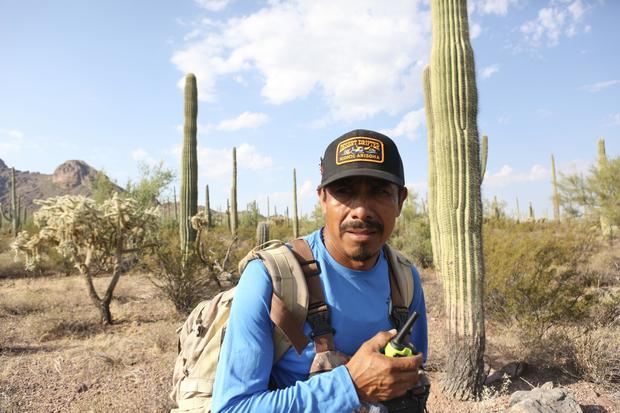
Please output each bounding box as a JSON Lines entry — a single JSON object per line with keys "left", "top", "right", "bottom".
{"left": 340, "top": 220, "right": 383, "bottom": 234}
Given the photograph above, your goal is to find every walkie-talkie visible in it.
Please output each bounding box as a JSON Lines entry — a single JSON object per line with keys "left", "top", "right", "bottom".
{"left": 384, "top": 311, "right": 419, "bottom": 358}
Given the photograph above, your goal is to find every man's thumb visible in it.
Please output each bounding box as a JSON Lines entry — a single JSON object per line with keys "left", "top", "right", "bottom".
{"left": 366, "top": 329, "right": 397, "bottom": 352}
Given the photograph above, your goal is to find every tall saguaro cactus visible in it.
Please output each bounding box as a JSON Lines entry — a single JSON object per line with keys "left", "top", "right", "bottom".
{"left": 292, "top": 168, "right": 299, "bottom": 238}
{"left": 0, "top": 167, "right": 22, "bottom": 237}
{"left": 230, "top": 147, "right": 238, "bottom": 236}
{"left": 551, "top": 154, "right": 560, "bottom": 222}
{"left": 205, "top": 184, "right": 212, "bottom": 228}
{"left": 597, "top": 138, "right": 612, "bottom": 236}
{"left": 425, "top": 0, "right": 486, "bottom": 399}
{"left": 180, "top": 73, "right": 198, "bottom": 255}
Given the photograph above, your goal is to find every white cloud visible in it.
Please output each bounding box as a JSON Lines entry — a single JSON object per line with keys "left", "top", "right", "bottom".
{"left": 381, "top": 109, "right": 426, "bottom": 141}
{"left": 520, "top": 0, "right": 592, "bottom": 47}
{"left": 481, "top": 64, "right": 500, "bottom": 79}
{"left": 193, "top": 0, "right": 232, "bottom": 11}
{"left": 580, "top": 79, "right": 620, "bottom": 93}
{"left": 607, "top": 113, "right": 620, "bottom": 126}
{"left": 485, "top": 164, "right": 548, "bottom": 187}
{"left": 216, "top": 111, "right": 269, "bottom": 131}
{"left": 470, "top": 22, "right": 482, "bottom": 39}
{"left": 0, "top": 128, "right": 25, "bottom": 155}
{"left": 298, "top": 179, "right": 314, "bottom": 199}
{"left": 190, "top": 143, "right": 275, "bottom": 178}
{"left": 498, "top": 116, "right": 511, "bottom": 124}
{"left": 471, "top": 0, "right": 518, "bottom": 16}
{"left": 171, "top": 1, "right": 431, "bottom": 122}
{"left": 131, "top": 148, "right": 158, "bottom": 166}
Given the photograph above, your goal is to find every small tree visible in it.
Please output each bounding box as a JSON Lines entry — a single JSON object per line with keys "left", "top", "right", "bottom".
{"left": 12, "top": 194, "right": 159, "bottom": 324}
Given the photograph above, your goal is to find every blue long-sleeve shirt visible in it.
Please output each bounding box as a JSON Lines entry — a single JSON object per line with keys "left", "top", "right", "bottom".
{"left": 212, "top": 229, "right": 428, "bottom": 413}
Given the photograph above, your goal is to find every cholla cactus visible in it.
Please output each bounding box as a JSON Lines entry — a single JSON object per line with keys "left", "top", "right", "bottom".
{"left": 12, "top": 194, "right": 159, "bottom": 324}
{"left": 425, "top": 0, "right": 486, "bottom": 399}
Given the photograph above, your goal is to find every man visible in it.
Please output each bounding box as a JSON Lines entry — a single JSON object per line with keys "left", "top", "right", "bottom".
{"left": 212, "top": 129, "right": 428, "bottom": 413}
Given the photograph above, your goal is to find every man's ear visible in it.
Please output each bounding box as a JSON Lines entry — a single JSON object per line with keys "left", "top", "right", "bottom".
{"left": 397, "top": 186, "right": 408, "bottom": 215}
{"left": 317, "top": 187, "right": 327, "bottom": 214}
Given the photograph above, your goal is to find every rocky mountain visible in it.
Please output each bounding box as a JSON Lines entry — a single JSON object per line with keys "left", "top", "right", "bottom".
{"left": 0, "top": 159, "right": 120, "bottom": 214}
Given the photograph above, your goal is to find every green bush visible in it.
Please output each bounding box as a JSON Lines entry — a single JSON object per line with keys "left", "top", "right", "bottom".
{"left": 484, "top": 220, "right": 598, "bottom": 339}
{"left": 390, "top": 193, "right": 433, "bottom": 268}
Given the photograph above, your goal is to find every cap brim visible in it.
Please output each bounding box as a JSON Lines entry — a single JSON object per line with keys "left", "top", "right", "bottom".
{"left": 320, "top": 168, "right": 404, "bottom": 188}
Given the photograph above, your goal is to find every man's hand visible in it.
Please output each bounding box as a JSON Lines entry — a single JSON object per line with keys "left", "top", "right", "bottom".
{"left": 345, "top": 330, "right": 423, "bottom": 402}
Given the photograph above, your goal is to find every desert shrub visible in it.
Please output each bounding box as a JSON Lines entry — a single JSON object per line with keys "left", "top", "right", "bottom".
{"left": 484, "top": 220, "right": 599, "bottom": 339}
{"left": 570, "top": 325, "right": 620, "bottom": 387}
{"left": 148, "top": 228, "right": 213, "bottom": 315}
{"left": 148, "top": 226, "right": 246, "bottom": 315}
{"left": 390, "top": 193, "right": 433, "bottom": 268}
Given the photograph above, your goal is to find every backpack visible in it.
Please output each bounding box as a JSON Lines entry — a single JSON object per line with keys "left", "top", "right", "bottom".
{"left": 170, "top": 239, "right": 415, "bottom": 413}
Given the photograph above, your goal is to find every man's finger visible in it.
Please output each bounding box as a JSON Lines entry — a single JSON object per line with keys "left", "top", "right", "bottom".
{"left": 388, "top": 352, "right": 423, "bottom": 371}
{"left": 365, "top": 330, "right": 397, "bottom": 352}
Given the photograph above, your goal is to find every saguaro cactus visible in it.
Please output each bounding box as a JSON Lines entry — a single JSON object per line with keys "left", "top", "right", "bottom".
{"left": 425, "top": 0, "right": 486, "bottom": 398}
{"left": 480, "top": 135, "right": 488, "bottom": 182}
{"left": 551, "top": 154, "right": 560, "bottom": 222}
{"left": 1, "top": 167, "right": 22, "bottom": 237}
{"left": 597, "top": 138, "right": 612, "bottom": 236}
{"left": 292, "top": 168, "right": 299, "bottom": 238}
{"left": 230, "top": 147, "right": 238, "bottom": 236}
{"left": 205, "top": 184, "right": 212, "bottom": 228}
{"left": 180, "top": 73, "right": 198, "bottom": 254}
{"left": 515, "top": 197, "right": 521, "bottom": 222}
{"left": 226, "top": 198, "right": 231, "bottom": 232}
{"left": 256, "top": 221, "right": 270, "bottom": 247}
{"left": 424, "top": 66, "right": 442, "bottom": 275}
{"left": 529, "top": 202, "right": 535, "bottom": 221}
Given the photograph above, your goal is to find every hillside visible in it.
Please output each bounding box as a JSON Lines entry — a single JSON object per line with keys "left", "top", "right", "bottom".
{"left": 0, "top": 159, "right": 120, "bottom": 214}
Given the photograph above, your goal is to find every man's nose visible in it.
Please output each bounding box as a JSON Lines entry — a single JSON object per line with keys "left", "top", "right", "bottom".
{"left": 349, "top": 194, "right": 374, "bottom": 221}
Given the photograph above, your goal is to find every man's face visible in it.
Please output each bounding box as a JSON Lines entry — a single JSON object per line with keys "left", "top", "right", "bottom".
{"left": 318, "top": 176, "right": 407, "bottom": 270}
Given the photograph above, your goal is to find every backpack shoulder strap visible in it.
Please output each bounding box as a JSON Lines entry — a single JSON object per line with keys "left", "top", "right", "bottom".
{"left": 289, "top": 239, "right": 335, "bottom": 354}
{"left": 252, "top": 241, "right": 310, "bottom": 361}
{"left": 384, "top": 244, "right": 415, "bottom": 329}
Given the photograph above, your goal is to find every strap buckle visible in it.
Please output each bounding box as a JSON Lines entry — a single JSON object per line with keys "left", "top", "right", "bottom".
{"left": 299, "top": 258, "right": 321, "bottom": 277}
{"left": 307, "top": 305, "right": 335, "bottom": 338}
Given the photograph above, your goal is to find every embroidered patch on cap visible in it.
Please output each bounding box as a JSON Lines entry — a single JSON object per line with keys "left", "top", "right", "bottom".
{"left": 335, "top": 137, "right": 384, "bottom": 165}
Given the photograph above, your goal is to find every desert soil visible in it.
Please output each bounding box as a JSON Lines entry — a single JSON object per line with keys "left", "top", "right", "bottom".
{"left": 0, "top": 271, "right": 618, "bottom": 412}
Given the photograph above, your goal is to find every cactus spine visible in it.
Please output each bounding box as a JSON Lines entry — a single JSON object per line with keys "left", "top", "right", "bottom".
{"left": 256, "top": 221, "right": 270, "bottom": 247}
{"left": 205, "top": 184, "right": 212, "bottom": 228}
{"left": 292, "top": 168, "right": 299, "bottom": 238}
{"left": 425, "top": 0, "right": 485, "bottom": 398}
{"left": 180, "top": 73, "right": 198, "bottom": 254}
{"left": 551, "top": 154, "right": 560, "bottom": 222}
{"left": 230, "top": 147, "right": 238, "bottom": 236}
{"left": 480, "top": 135, "right": 488, "bottom": 182}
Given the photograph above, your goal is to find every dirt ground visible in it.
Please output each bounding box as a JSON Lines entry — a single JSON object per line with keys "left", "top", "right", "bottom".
{"left": 0, "top": 271, "right": 618, "bottom": 412}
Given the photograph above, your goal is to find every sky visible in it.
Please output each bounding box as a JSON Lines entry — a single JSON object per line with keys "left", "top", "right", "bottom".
{"left": 1, "top": 0, "right": 618, "bottom": 219}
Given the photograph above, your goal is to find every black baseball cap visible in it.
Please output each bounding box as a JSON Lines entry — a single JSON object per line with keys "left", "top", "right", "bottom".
{"left": 319, "top": 129, "right": 405, "bottom": 188}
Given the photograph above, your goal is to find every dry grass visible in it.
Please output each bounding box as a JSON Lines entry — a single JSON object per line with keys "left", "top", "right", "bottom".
{"left": 1, "top": 259, "right": 619, "bottom": 412}
{"left": 0, "top": 272, "right": 181, "bottom": 413}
